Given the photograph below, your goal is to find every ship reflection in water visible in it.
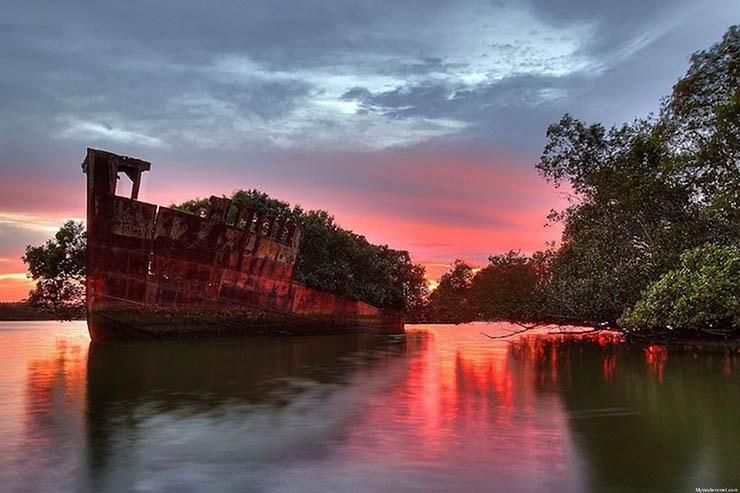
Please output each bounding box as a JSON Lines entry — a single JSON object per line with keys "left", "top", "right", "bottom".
{"left": 1, "top": 321, "right": 739, "bottom": 491}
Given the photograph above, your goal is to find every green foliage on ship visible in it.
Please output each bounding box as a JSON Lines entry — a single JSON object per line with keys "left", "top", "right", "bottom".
{"left": 22, "top": 192, "right": 426, "bottom": 319}
{"left": 174, "top": 189, "right": 428, "bottom": 314}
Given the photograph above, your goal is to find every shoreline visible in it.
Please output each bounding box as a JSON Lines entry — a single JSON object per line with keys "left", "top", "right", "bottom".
{"left": 2, "top": 315, "right": 738, "bottom": 351}
{"left": 0, "top": 302, "right": 84, "bottom": 321}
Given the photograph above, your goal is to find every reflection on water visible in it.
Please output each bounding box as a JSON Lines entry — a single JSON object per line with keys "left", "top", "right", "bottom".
{"left": 0, "top": 321, "right": 739, "bottom": 491}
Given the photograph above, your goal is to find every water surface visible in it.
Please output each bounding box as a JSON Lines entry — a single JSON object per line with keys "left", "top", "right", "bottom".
{"left": 1, "top": 321, "right": 738, "bottom": 492}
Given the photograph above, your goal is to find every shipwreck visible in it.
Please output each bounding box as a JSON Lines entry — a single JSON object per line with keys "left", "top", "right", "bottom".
{"left": 83, "top": 148, "right": 403, "bottom": 341}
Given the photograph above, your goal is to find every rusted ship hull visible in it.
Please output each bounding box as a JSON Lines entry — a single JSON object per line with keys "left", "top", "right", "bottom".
{"left": 88, "top": 301, "right": 402, "bottom": 341}
{"left": 83, "top": 149, "right": 403, "bottom": 341}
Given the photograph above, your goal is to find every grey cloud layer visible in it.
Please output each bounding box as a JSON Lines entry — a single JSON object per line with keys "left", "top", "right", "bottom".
{"left": 5, "top": 0, "right": 735, "bottom": 161}
{"left": 1, "top": 0, "right": 738, "bottom": 233}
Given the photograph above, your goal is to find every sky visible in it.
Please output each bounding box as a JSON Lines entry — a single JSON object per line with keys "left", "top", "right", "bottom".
{"left": 1, "top": 1, "right": 738, "bottom": 301}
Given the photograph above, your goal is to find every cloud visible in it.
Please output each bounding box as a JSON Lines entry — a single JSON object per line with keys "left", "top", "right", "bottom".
{"left": 0, "top": 273, "right": 29, "bottom": 281}
{"left": 342, "top": 73, "right": 577, "bottom": 122}
{"left": 0, "top": 214, "right": 83, "bottom": 281}
{"left": 0, "top": 273, "right": 34, "bottom": 302}
{"left": 0, "top": 0, "right": 626, "bottom": 153}
{"left": 2, "top": 0, "right": 736, "bottom": 163}
{"left": 59, "top": 120, "right": 163, "bottom": 147}
{"left": 0, "top": 212, "right": 83, "bottom": 235}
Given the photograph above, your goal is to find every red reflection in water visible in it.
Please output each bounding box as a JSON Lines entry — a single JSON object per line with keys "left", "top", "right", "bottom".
{"left": 0, "top": 322, "right": 89, "bottom": 489}
{"left": 644, "top": 345, "right": 668, "bottom": 384}
{"left": 603, "top": 354, "right": 617, "bottom": 382}
{"left": 720, "top": 353, "right": 738, "bottom": 377}
{"left": 334, "top": 324, "right": 606, "bottom": 489}
{"left": 25, "top": 338, "right": 88, "bottom": 435}
{"left": 3, "top": 321, "right": 740, "bottom": 491}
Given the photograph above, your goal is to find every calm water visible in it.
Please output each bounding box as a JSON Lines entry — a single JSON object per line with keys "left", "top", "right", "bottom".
{"left": 1, "top": 322, "right": 739, "bottom": 492}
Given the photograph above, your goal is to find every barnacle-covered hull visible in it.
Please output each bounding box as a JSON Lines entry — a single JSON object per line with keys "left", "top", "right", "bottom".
{"left": 83, "top": 149, "right": 403, "bottom": 341}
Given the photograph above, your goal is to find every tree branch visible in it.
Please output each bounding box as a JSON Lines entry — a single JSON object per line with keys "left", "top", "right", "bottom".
{"left": 480, "top": 327, "right": 533, "bottom": 340}
{"left": 481, "top": 322, "right": 548, "bottom": 340}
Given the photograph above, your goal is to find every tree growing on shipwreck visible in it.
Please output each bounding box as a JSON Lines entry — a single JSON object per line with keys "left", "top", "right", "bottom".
{"left": 24, "top": 189, "right": 427, "bottom": 322}
{"left": 174, "top": 189, "right": 428, "bottom": 315}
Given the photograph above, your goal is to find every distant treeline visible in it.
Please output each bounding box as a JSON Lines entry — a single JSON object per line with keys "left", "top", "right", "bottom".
{"left": 417, "top": 26, "right": 740, "bottom": 341}
{"left": 0, "top": 302, "right": 79, "bottom": 321}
